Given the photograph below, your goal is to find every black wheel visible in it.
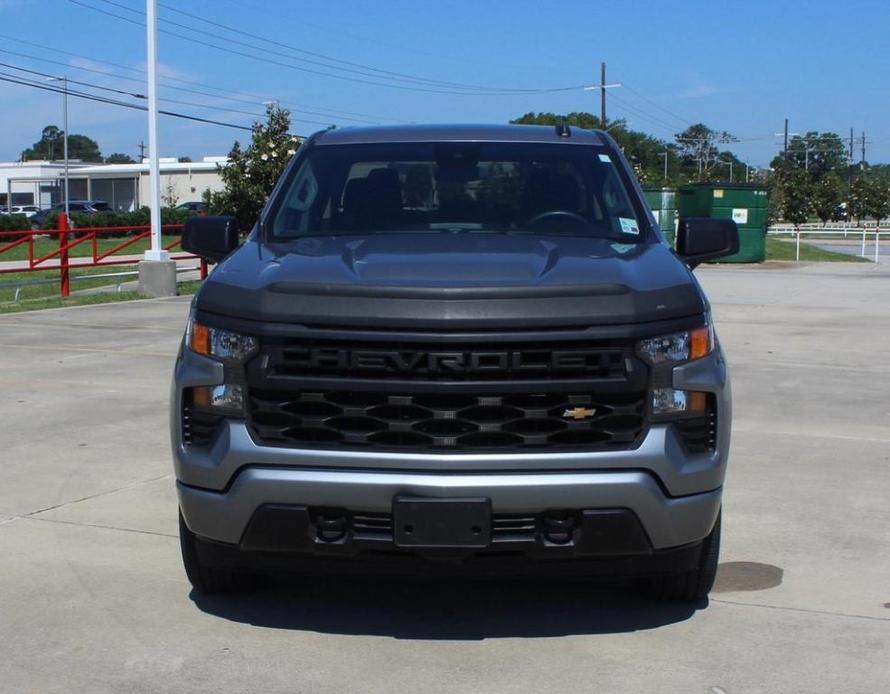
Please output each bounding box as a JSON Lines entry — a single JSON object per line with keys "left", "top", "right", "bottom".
{"left": 645, "top": 511, "right": 721, "bottom": 603}
{"left": 179, "top": 512, "right": 258, "bottom": 595}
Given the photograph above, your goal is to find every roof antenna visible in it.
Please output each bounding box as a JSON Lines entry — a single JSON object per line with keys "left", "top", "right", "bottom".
{"left": 555, "top": 118, "right": 571, "bottom": 138}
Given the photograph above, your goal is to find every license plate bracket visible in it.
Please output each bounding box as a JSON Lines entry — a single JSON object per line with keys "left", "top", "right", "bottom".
{"left": 393, "top": 497, "right": 491, "bottom": 548}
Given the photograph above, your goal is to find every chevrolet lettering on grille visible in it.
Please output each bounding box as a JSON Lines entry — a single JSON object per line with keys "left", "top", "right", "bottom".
{"left": 289, "top": 347, "right": 616, "bottom": 376}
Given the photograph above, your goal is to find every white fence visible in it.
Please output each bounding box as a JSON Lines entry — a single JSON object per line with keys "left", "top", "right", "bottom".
{"left": 768, "top": 224, "right": 884, "bottom": 262}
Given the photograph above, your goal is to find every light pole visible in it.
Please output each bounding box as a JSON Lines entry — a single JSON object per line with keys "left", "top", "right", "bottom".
{"left": 144, "top": 0, "right": 167, "bottom": 262}
{"left": 46, "top": 76, "right": 69, "bottom": 216}
{"left": 138, "top": 0, "right": 176, "bottom": 297}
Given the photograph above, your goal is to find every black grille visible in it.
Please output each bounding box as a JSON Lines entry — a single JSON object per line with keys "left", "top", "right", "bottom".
{"left": 249, "top": 389, "right": 646, "bottom": 451}
{"left": 347, "top": 511, "right": 537, "bottom": 543}
{"left": 258, "top": 338, "right": 628, "bottom": 382}
{"left": 246, "top": 334, "right": 647, "bottom": 452}
{"left": 674, "top": 398, "right": 717, "bottom": 453}
{"left": 182, "top": 405, "right": 222, "bottom": 447}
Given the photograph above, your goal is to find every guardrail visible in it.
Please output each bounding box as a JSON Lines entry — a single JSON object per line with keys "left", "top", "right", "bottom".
{"left": 0, "top": 214, "right": 207, "bottom": 298}
{"left": 768, "top": 225, "right": 884, "bottom": 262}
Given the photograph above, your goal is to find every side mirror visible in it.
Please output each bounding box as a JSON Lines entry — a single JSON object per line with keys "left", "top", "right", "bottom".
{"left": 182, "top": 215, "right": 239, "bottom": 263}
{"left": 676, "top": 217, "right": 739, "bottom": 269}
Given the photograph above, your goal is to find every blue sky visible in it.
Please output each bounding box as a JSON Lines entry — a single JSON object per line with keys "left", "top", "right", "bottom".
{"left": 2, "top": 0, "right": 889, "bottom": 167}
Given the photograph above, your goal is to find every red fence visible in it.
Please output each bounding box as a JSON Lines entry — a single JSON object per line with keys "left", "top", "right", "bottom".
{"left": 0, "top": 214, "right": 207, "bottom": 297}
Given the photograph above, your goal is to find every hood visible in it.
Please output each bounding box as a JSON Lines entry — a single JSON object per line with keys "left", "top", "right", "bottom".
{"left": 196, "top": 233, "right": 704, "bottom": 329}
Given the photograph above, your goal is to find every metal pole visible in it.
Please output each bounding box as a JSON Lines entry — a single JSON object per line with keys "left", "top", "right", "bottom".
{"left": 661, "top": 151, "right": 668, "bottom": 181}
{"left": 62, "top": 76, "right": 69, "bottom": 218}
{"left": 144, "top": 0, "right": 167, "bottom": 262}
{"left": 875, "top": 231, "right": 880, "bottom": 263}
{"left": 600, "top": 62, "right": 607, "bottom": 127}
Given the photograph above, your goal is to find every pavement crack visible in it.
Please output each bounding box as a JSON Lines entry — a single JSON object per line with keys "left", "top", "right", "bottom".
{"left": 24, "top": 516, "right": 178, "bottom": 539}
{"left": 24, "top": 473, "right": 173, "bottom": 517}
{"left": 711, "top": 598, "right": 890, "bottom": 623}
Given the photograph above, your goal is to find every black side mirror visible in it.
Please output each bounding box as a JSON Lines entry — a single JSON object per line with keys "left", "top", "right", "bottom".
{"left": 676, "top": 217, "right": 739, "bottom": 269}
{"left": 182, "top": 216, "right": 240, "bottom": 263}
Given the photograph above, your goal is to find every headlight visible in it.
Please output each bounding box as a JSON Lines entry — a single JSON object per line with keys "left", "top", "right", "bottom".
{"left": 637, "top": 318, "right": 714, "bottom": 365}
{"left": 188, "top": 320, "right": 258, "bottom": 362}
{"left": 185, "top": 319, "right": 256, "bottom": 418}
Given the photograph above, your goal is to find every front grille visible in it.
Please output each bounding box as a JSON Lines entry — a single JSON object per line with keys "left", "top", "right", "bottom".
{"left": 246, "top": 335, "right": 648, "bottom": 452}
{"left": 674, "top": 397, "right": 717, "bottom": 453}
{"left": 249, "top": 389, "right": 646, "bottom": 451}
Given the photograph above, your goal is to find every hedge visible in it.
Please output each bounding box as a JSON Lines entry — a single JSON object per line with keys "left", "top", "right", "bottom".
{"left": 41, "top": 206, "right": 193, "bottom": 234}
{"left": 0, "top": 214, "right": 32, "bottom": 232}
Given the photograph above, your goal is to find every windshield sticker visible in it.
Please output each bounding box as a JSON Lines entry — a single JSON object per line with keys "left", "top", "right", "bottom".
{"left": 598, "top": 153, "right": 612, "bottom": 163}
{"left": 619, "top": 217, "right": 640, "bottom": 235}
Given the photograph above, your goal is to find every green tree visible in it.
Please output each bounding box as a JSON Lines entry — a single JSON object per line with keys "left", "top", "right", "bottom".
{"left": 21, "top": 125, "right": 102, "bottom": 161}
{"left": 848, "top": 173, "right": 869, "bottom": 224}
{"left": 864, "top": 172, "right": 890, "bottom": 231}
{"left": 782, "top": 132, "right": 848, "bottom": 179}
{"left": 811, "top": 173, "right": 843, "bottom": 224}
{"left": 205, "top": 104, "right": 300, "bottom": 231}
{"left": 674, "top": 124, "right": 737, "bottom": 181}
{"left": 105, "top": 153, "right": 135, "bottom": 164}
{"left": 781, "top": 170, "right": 813, "bottom": 228}
{"left": 510, "top": 112, "right": 680, "bottom": 184}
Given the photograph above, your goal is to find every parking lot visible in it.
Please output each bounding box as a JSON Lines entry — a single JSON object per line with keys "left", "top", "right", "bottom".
{"left": 1, "top": 261, "right": 888, "bottom": 693}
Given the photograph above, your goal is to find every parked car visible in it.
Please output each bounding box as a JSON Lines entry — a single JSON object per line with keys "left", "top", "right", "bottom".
{"left": 0, "top": 205, "right": 40, "bottom": 218}
{"left": 175, "top": 124, "right": 739, "bottom": 602}
{"left": 176, "top": 201, "right": 207, "bottom": 214}
{"left": 30, "top": 200, "right": 110, "bottom": 229}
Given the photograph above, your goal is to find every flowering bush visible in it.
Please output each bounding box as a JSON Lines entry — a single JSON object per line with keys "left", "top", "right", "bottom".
{"left": 205, "top": 104, "right": 302, "bottom": 232}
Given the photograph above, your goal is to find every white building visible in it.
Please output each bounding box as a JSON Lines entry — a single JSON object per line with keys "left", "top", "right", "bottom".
{"left": 1, "top": 157, "right": 229, "bottom": 211}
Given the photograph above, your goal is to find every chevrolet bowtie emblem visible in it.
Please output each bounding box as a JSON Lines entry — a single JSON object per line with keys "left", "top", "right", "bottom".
{"left": 562, "top": 407, "right": 597, "bottom": 420}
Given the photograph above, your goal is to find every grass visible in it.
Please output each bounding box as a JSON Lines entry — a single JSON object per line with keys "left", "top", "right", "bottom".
{"left": 0, "top": 233, "right": 182, "bottom": 262}
{"left": 765, "top": 236, "right": 869, "bottom": 262}
{"left": 0, "top": 279, "right": 201, "bottom": 314}
{"left": 0, "top": 265, "right": 146, "bottom": 302}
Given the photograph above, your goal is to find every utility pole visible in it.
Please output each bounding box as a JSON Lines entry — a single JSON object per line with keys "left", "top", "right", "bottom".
{"left": 600, "top": 62, "right": 607, "bottom": 127}
{"left": 861, "top": 131, "right": 866, "bottom": 165}
{"left": 783, "top": 118, "right": 789, "bottom": 159}
{"left": 138, "top": 141, "right": 146, "bottom": 162}
{"left": 661, "top": 151, "right": 669, "bottom": 182}
{"left": 582, "top": 63, "right": 620, "bottom": 129}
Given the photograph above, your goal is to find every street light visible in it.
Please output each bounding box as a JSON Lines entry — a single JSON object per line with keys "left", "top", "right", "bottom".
{"left": 45, "top": 76, "right": 69, "bottom": 217}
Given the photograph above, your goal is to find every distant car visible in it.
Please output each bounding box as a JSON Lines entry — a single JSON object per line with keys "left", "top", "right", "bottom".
{"left": 2, "top": 205, "right": 40, "bottom": 218}
{"left": 30, "top": 200, "right": 110, "bottom": 229}
{"left": 176, "top": 201, "right": 207, "bottom": 214}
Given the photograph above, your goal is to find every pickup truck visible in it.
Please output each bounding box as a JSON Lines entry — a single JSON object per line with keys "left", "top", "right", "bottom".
{"left": 174, "top": 124, "right": 738, "bottom": 602}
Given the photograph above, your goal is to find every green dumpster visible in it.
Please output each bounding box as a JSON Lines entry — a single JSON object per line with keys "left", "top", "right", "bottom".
{"left": 642, "top": 186, "right": 677, "bottom": 247}
{"left": 677, "top": 183, "right": 768, "bottom": 263}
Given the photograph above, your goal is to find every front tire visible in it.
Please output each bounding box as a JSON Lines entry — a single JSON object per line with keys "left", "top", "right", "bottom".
{"left": 179, "top": 512, "right": 258, "bottom": 595}
{"left": 645, "top": 511, "right": 721, "bottom": 603}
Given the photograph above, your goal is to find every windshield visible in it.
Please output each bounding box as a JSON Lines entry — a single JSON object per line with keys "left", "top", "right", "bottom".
{"left": 269, "top": 142, "right": 647, "bottom": 241}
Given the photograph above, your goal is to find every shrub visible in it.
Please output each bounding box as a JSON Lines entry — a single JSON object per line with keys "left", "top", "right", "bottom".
{"left": 41, "top": 207, "right": 191, "bottom": 235}
{"left": 0, "top": 214, "right": 32, "bottom": 232}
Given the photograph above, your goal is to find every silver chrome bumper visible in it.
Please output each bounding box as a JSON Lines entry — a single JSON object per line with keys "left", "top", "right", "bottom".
{"left": 172, "top": 345, "right": 730, "bottom": 552}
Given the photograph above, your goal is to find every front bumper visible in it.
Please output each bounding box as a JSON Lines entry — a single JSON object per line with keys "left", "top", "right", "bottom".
{"left": 172, "top": 344, "right": 730, "bottom": 557}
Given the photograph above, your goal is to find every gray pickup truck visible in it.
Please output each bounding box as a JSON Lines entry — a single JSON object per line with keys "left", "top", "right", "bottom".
{"left": 174, "top": 124, "right": 738, "bottom": 601}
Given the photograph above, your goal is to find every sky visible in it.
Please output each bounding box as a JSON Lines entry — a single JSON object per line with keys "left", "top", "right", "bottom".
{"left": 2, "top": 0, "right": 890, "bottom": 168}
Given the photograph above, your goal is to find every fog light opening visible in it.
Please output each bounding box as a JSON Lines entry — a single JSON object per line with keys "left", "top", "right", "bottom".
{"left": 542, "top": 514, "right": 575, "bottom": 545}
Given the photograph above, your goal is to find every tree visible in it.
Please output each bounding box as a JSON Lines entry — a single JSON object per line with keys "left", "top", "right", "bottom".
{"left": 105, "top": 153, "right": 135, "bottom": 164}
{"left": 811, "top": 173, "right": 843, "bottom": 224}
{"left": 21, "top": 125, "right": 102, "bottom": 162}
{"left": 848, "top": 173, "right": 869, "bottom": 225}
{"left": 864, "top": 172, "right": 890, "bottom": 231}
{"left": 205, "top": 103, "right": 301, "bottom": 230}
{"left": 781, "top": 169, "right": 813, "bottom": 229}
{"left": 783, "top": 132, "right": 847, "bottom": 179}
{"left": 510, "top": 112, "right": 680, "bottom": 184}
{"left": 674, "top": 124, "right": 737, "bottom": 181}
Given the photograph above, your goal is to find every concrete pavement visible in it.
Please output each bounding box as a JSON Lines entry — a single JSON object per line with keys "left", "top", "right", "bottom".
{"left": 0, "top": 262, "right": 888, "bottom": 693}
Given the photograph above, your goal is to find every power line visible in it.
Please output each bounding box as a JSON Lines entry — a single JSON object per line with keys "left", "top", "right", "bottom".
{"left": 0, "top": 72, "right": 253, "bottom": 131}
{"left": 69, "top": 0, "right": 587, "bottom": 96}
{"left": 0, "top": 39, "right": 401, "bottom": 123}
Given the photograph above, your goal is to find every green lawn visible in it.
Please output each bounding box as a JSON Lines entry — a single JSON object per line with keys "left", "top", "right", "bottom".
{"left": 0, "top": 279, "right": 202, "bottom": 314}
{"left": 0, "top": 233, "right": 182, "bottom": 262}
{"left": 765, "top": 236, "right": 868, "bottom": 262}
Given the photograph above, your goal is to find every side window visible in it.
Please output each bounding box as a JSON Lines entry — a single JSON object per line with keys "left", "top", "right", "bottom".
{"left": 273, "top": 161, "right": 319, "bottom": 236}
